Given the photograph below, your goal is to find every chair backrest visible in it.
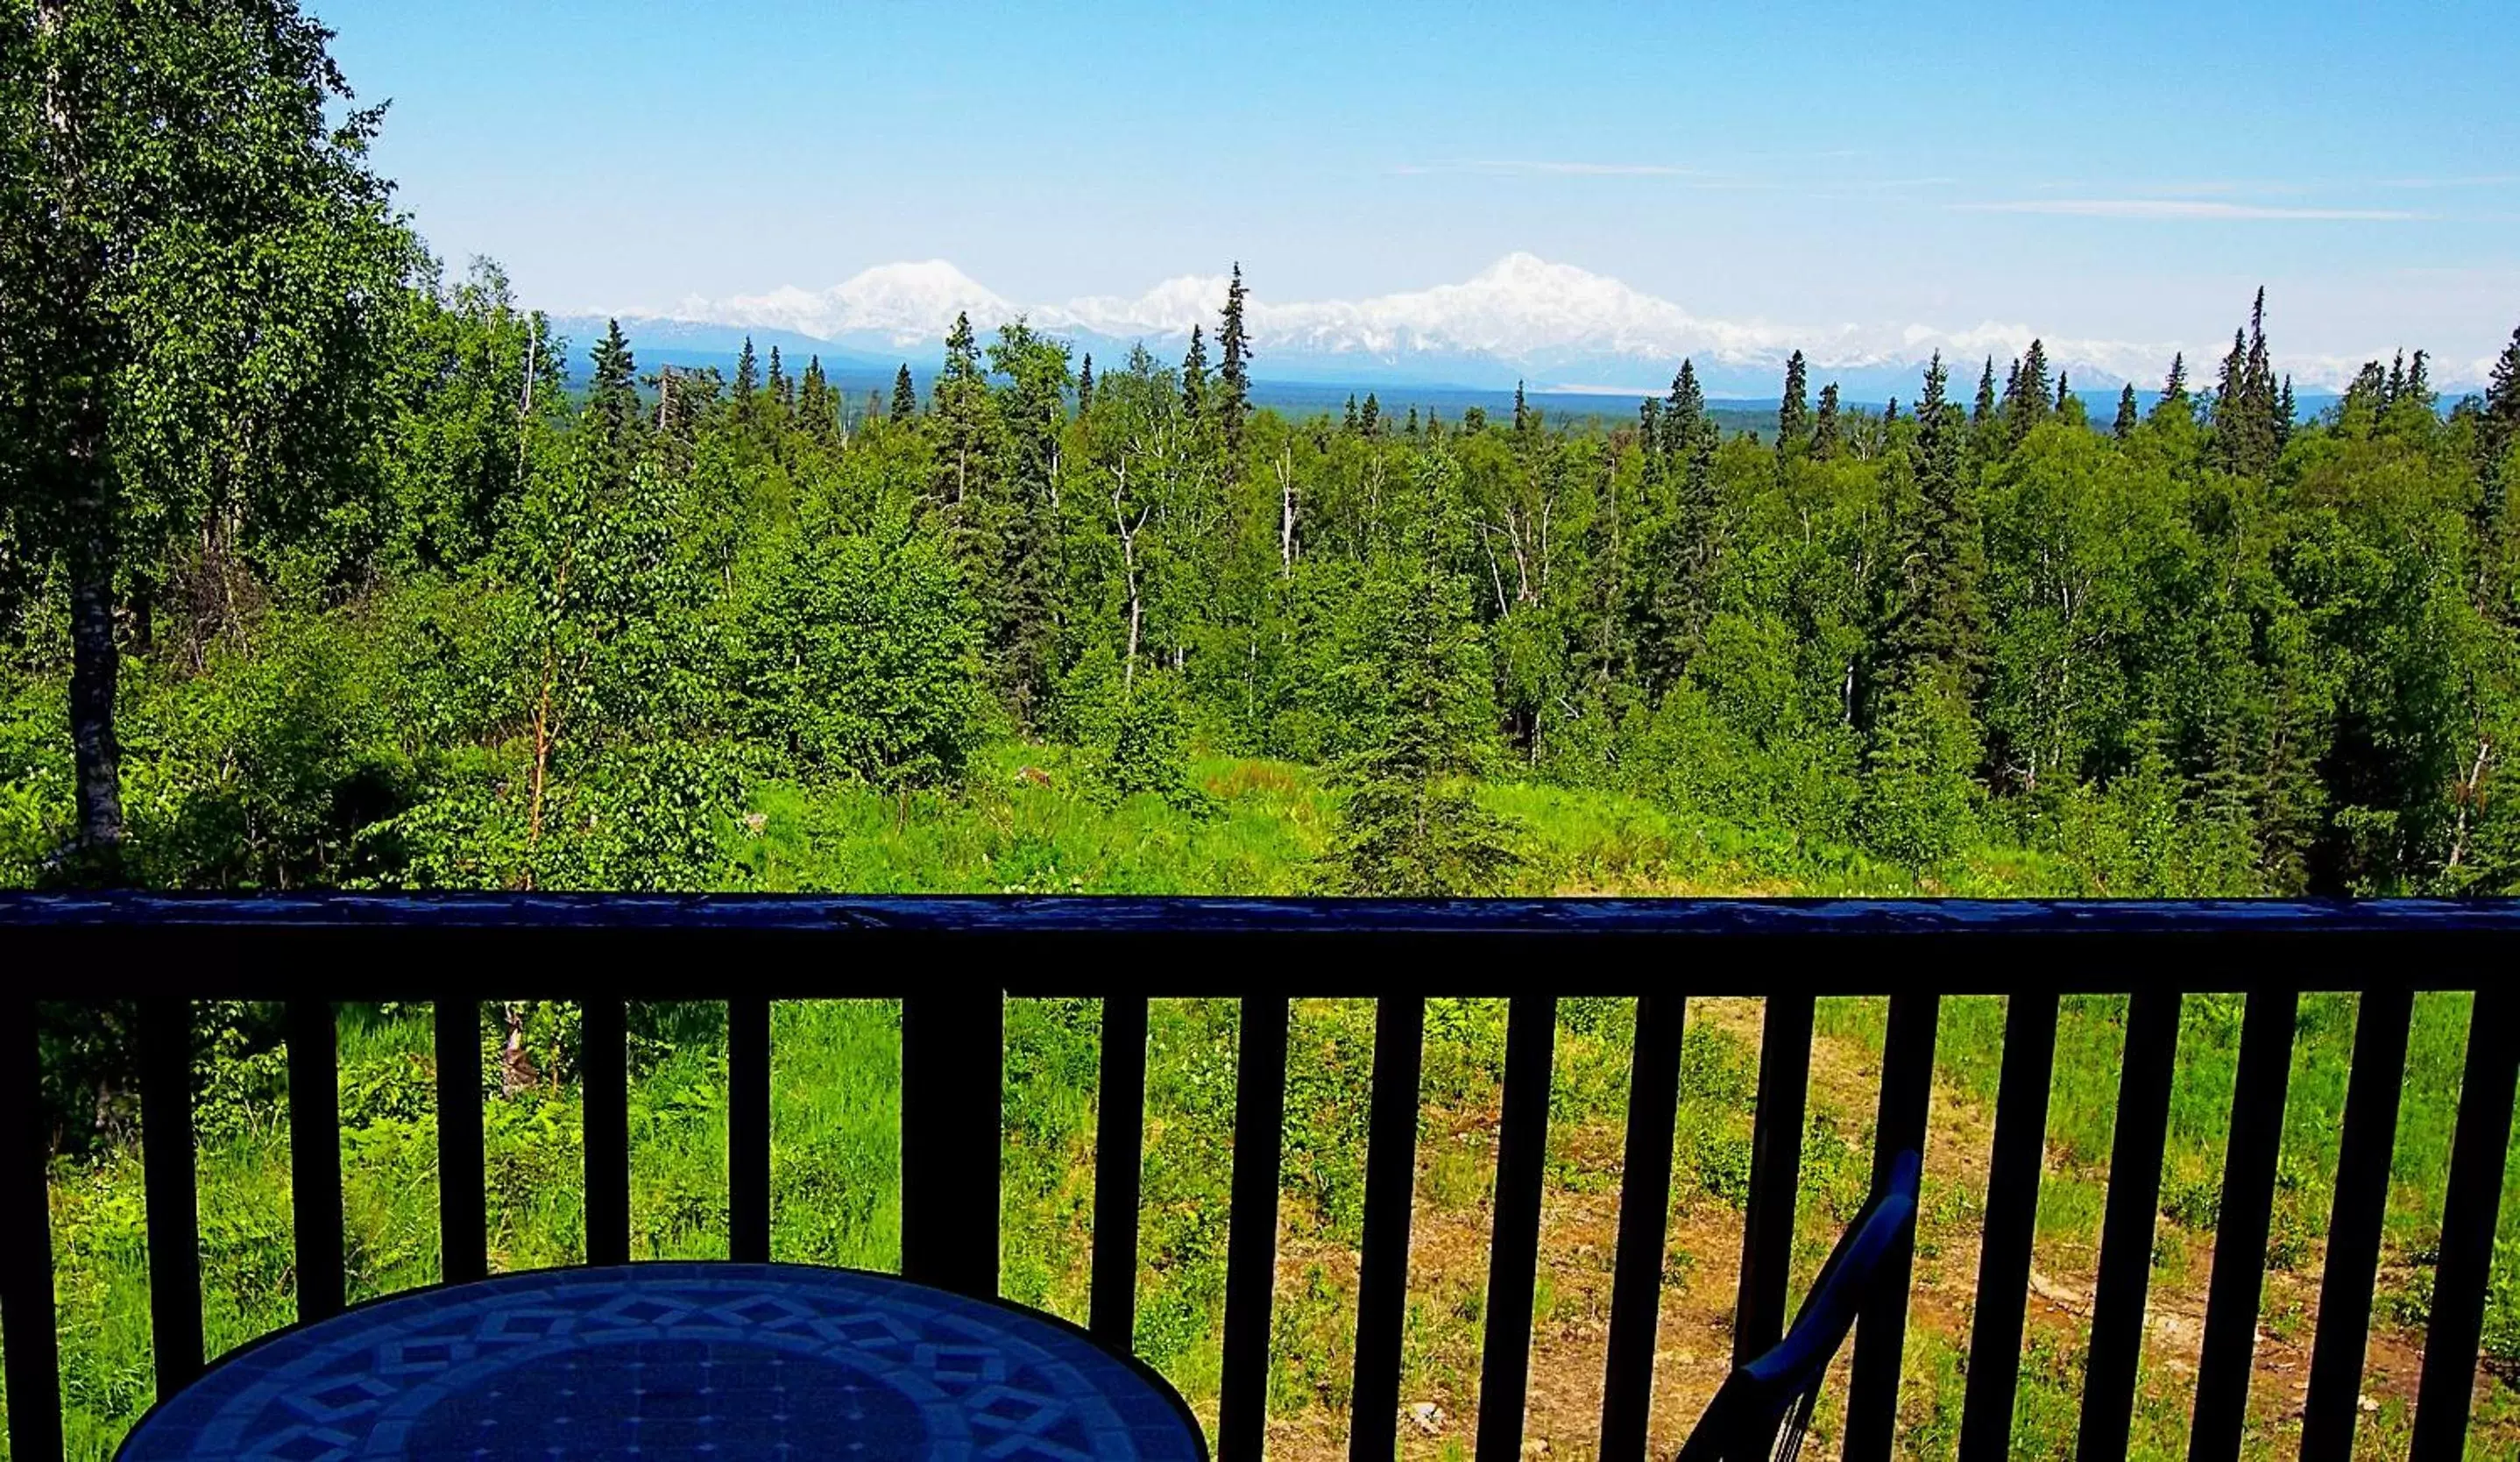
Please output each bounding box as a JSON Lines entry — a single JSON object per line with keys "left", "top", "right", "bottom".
{"left": 1674, "top": 1149, "right": 1922, "bottom": 1462}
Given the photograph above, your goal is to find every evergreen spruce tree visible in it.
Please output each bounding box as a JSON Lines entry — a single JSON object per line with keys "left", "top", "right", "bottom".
{"left": 1860, "top": 353, "right": 1988, "bottom": 863}
{"left": 2152, "top": 352, "right": 2191, "bottom": 423}
{"left": 2014, "top": 339, "right": 2053, "bottom": 431}
{"left": 1343, "top": 394, "right": 1360, "bottom": 433}
{"left": 1884, "top": 397, "right": 1900, "bottom": 423}
{"left": 890, "top": 364, "right": 917, "bottom": 422}
{"left": 2212, "top": 329, "right": 2249, "bottom": 453}
{"left": 2211, "top": 293, "right": 2279, "bottom": 476}
{"left": 798, "top": 355, "right": 836, "bottom": 444}
{"left": 2114, "top": 384, "right": 2140, "bottom": 439}
{"left": 1180, "top": 323, "right": 1208, "bottom": 418}
{"left": 1513, "top": 380, "right": 1529, "bottom": 435}
{"left": 980, "top": 320, "right": 1070, "bottom": 727}
{"left": 2475, "top": 324, "right": 2520, "bottom": 557}
{"left": 1361, "top": 393, "right": 1382, "bottom": 436}
{"left": 2406, "top": 351, "right": 2430, "bottom": 404}
{"left": 1405, "top": 406, "right": 1419, "bottom": 436}
{"left": 1881, "top": 353, "right": 1981, "bottom": 682}
{"left": 767, "top": 345, "right": 789, "bottom": 408}
{"left": 1637, "top": 398, "right": 1664, "bottom": 477}
{"left": 2481, "top": 326, "right": 2520, "bottom": 473}
{"left": 1218, "top": 264, "right": 1252, "bottom": 451}
{"left": 1776, "top": 351, "right": 1810, "bottom": 454}
{"left": 2385, "top": 351, "right": 2406, "bottom": 406}
{"left": 1324, "top": 517, "right": 1520, "bottom": 896}
{"left": 1076, "top": 352, "right": 1095, "bottom": 416}
{"left": 2055, "top": 370, "right": 2070, "bottom": 413}
{"left": 2275, "top": 374, "right": 2296, "bottom": 448}
{"left": 587, "top": 318, "right": 643, "bottom": 458}
{"left": 1973, "top": 358, "right": 1998, "bottom": 426}
{"left": 1664, "top": 360, "right": 1706, "bottom": 456}
{"left": 931, "top": 313, "right": 992, "bottom": 505}
{"left": 1812, "top": 381, "right": 1842, "bottom": 458}
{"left": 734, "top": 336, "right": 760, "bottom": 415}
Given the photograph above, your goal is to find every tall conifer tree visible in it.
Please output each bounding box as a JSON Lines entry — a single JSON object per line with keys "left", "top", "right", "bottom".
{"left": 1181, "top": 324, "right": 1208, "bottom": 418}
{"left": 1882, "top": 353, "right": 1980, "bottom": 687}
{"left": 2114, "top": 384, "right": 2140, "bottom": 439}
{"left": 2475, "top": 325, "right": 2520, "bottom": 556}
{"left": 1076, "top": 352, "right": 1095, "bottom": 416}
{"left": 1777, "top": 351, "right": 1810, "bottom": 453}
{"left": 1664, "top": 360, "right": 1705, "bottom": 456}
{"left": 1218, "top": 265, "right": 1252, "bottom": 451}
{"left": 734, "top": 337, "right": 760, "bottom": 409}
{"left": 2152, "top": 352, "right": 2191, "bottom": 424}
{"left": 1812, "top": 381, "right": 1842, "bottom": 458}
{"left": 890, "top": 364, "right": 917, "bottom": 422}
{"left": 588, "top": 318, "right": 641, "bottom": 454}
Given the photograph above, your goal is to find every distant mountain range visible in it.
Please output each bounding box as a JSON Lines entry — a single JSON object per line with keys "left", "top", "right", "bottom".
{"left": 555, "top": 252, "right": 2465, "bottom": 404}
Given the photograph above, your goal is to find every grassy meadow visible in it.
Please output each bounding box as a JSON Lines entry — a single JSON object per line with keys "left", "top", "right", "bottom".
{"left": 17, "top": 975, "right": 2520, "bottom": 1461}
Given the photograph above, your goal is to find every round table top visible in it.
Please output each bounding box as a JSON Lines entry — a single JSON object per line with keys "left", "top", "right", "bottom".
{"left": 119, "top": 1263, "right": 1207, "bottom": 1462}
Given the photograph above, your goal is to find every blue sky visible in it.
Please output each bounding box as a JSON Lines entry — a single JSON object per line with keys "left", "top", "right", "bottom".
{"left": 323, "top": 0, "right": 2520, "bottom": 380}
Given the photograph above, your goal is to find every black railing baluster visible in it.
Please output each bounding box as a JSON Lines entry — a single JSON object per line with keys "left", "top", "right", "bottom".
{"left": 584, "top": 997, "right": 630, "bottom": 1266}
{"left": 1957, "top": 990, "right": 2060, "bottom": 1462}
{"left": 901, "top": 990, "right": 1002, "bottom": 1298}
{"left": 1090, "top": 995, "right": 1149, "bottom": 1353}
{"left": 3, "top": 997, "right": 64, "bottom": 1462}
{"left": 286, "top": 999, "right": 344, "bottom": 1323}
{"left": 2299, "top": 987, "right": 2414, "bottom": 1462}
{"left": 1217, "top": 995, "right": 1290, "bottom": 1462}
{"left": 1598, "top": 995, "right": 1685, "bottom": 1462}
{"left": 436, "top": 996, "right": 487, "bottom": 1284}
{"left": 729, "top": 996, "right": 772, "bottom": 1263}
{"left": 2410, "top": 984, "right": 2519, "bottom": 1462}
{"left": 1348, "top": 995, "right": 1426, "bottom": 1462}
{"left": 2076, "top": 989, "right": 2183, "bottom": 1462}
{"left": 140, "top": 997, "right": 203, "bottom": 1391}
{"left": 1844, "top": 991, "right": 1941, "bottom": 1462}
{"left": 1219, "top": 993, "right": 1290, "bottom": 1462}
{"left": 1475, "top": 996, "right": 1559, "bottom": 1462}
{"left": 1735, "top": 992, "right": 1812, "bottom": 1363}
{"left": 2188, "top": 987, "right": 2299, "bottom": 1462}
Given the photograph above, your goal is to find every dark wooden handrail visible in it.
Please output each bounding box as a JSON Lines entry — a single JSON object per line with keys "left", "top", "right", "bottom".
{"left": 4, "top": 895, "right": 2516, "bottom": 1462}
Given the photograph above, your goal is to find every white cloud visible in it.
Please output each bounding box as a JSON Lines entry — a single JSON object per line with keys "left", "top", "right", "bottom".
{"left": 1956, "top": 199, "right": 2422, "bottom": 221}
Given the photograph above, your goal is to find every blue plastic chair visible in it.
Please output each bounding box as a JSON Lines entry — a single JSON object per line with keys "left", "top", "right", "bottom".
{"left": 1674, "top": 1149, "right": 1923, "bottom": 1462}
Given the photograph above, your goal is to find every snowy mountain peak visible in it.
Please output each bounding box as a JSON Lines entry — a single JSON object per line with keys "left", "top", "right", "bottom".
{"left": 627, "top": 254, "right": 2436, "bottom": 395}
{"left": 669, "top": 259, "right": 1011, "bottom": 345}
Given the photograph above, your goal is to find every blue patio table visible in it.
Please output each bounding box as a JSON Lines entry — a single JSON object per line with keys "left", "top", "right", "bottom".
{"left": 117, "top": 1263, "right": 1207, "bottom": 1462}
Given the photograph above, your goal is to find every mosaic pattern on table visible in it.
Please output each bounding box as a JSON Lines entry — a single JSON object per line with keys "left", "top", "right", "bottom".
{"left": 118, "top": 1264, "right": 1203, "bottom": 1462}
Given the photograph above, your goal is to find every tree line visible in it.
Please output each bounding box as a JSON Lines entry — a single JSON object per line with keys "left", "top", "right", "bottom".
{"left": 8, "top": 1, "right": 2520, "bottom": 896}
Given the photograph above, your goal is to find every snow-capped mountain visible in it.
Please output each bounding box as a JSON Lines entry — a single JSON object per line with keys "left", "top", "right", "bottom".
{"left": 666, "top": 260, "right": 1014, "bottom": 346}
{"left": 586, "top": 254, "right": 2430, "bottom": 398}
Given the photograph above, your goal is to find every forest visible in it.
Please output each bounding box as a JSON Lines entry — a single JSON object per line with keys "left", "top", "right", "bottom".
{"left": 6, "top": 250, "right": 2520, "bottom": 896}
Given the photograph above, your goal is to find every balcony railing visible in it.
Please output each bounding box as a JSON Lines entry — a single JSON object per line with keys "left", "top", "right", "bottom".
{"left": 4, "top": 896, "right": 2518, "bottom": 1462}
